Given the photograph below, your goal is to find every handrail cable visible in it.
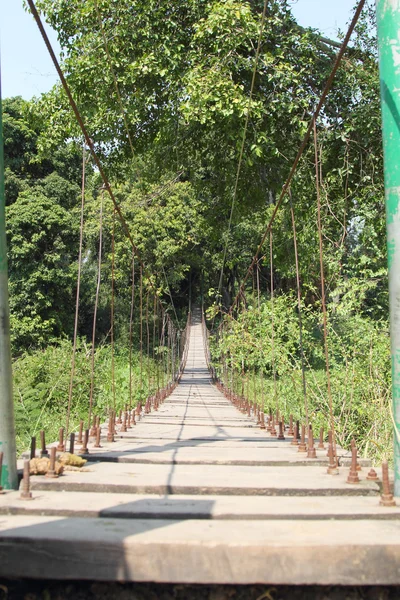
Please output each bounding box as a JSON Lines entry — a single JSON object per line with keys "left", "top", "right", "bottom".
{"left": 269, "top": 230, "right": 278, "bottom": 417}
{"left": 65, "top": 143, "right": 86, "bottom": 439}
{"left": 313, "top": 118, "right": 338, "bottom": 470}
{"left": 88, "top": 187, "right": 105, "bottom": 431}
{"left": 128, "top": 251, "right": 136, "bottom": 415}
{"left": 111, "top": 206, "right": 116, "bottom": 412}
{"left": 256, "top": 260, "right": 265, "bottom": 413}
{"left": 289, "top": 189, "right": 309, "bottom": 431}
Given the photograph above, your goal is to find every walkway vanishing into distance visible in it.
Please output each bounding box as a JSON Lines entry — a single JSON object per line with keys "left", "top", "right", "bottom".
{"left": 0, "top": 308, "right": 400, "bottom": 585}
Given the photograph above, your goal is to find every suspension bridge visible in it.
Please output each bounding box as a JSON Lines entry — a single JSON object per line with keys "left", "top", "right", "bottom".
{"left": 0, "top": 307, "right": 399, "bottom": 585}
{"left": 0, "top": 0, "right": 400, "bottom": 590}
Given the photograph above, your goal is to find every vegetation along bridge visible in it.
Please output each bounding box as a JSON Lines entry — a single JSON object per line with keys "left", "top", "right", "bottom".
{"left": 0, "top": 0, "right": 400, "bottom": 591}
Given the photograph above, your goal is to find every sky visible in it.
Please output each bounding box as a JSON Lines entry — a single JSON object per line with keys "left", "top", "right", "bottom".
{"left": 0, "top": 0, "right": 361, "bottom": 101}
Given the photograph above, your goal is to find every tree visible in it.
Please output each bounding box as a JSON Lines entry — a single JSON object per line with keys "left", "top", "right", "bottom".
{"left": 2, "top": 96, "right": 82, "bottom": 204}
{"left": 28, "top": 0, "right": 386, "bottom": 315}
{"left": 7, "top": 190, "right": 78, "bottom": 348}
{"left": 3, "top": 97, "right": 85, "bottom": 350}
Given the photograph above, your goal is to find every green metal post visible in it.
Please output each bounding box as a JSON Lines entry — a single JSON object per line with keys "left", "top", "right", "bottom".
{"left": 0, "top": 65, "right": 18, "bottom": 489}
{"left": 376, "top": 0, "right": 400, "bottom": 496}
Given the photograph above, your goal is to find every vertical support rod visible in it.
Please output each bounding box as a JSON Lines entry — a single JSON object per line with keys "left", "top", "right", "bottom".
{"left": 376, "top": 0, "right": 400, "bottom": 495}
{"left": 270, "top": 231, "right": 278, "bottom": 413}
{"left": 289, "top": 190, "right": 309, "bottom": 430}
{"left": 66, "top": 142, "right": 86, "bottom": 438}
{"left": 88, "top": 188, "right": 104, "bottom": 429}
{"left": 128, "top": 252, "right": 135, "bottom": 410}
{"left": 0, "top": 69, "right": 18, "bottom": 489}
{"left": 111, "top": 207, "right": 116, "bottom": 412}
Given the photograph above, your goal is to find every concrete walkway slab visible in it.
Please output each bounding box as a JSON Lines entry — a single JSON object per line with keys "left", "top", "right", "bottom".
{"left": 29, "top": 461, "right": 379, "bottom": 496}
{"left": 0, "top": 492, "right": 398, "bottom": 520}
{"left": 1, "top": 515, "right": 400, "bottom": 584}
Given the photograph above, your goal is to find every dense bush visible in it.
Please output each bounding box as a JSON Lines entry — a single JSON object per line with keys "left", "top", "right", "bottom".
{"left": 12, "top": 339, "right": 165, "bottom": 455}
{"left": 210, "top": 292, "right": 392, "bottom": 464}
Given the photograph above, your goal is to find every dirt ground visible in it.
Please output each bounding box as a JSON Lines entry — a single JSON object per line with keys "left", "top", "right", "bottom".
{"left": 1, "top": 581, "right": 400, "bottom": 600}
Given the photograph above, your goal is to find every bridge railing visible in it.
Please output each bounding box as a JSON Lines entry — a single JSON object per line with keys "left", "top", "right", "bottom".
{"left": 177, "top": 309, "right": 191, "bottom": 381}
{"left": 201, "top": 311, "right": 216, "bottom": 382}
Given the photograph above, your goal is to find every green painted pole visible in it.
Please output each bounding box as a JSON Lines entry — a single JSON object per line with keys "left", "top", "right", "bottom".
{"left": 376, "top": 0, "right": 400, "bottom": 496}
{"left": 0, "top": 62, "right": 18, "bottom": 489}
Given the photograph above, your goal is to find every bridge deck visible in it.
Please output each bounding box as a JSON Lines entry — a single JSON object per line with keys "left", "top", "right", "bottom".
{"left": 0, "top": 309, "right": 399, "bottom": 585}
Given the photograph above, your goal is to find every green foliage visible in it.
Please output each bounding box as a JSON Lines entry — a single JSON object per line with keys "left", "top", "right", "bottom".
{"left": 12, "top": 339, "right": 164, "bottom": 455}
{"left": 3, "top": 1, "right": 393, "bottom": 466}
{"left": 6, "top": 190, "right": 78, "bottom": 348}
{"left": 27, "top": 1, "right": 386, "bottom": 313}
{"left": 2, "top": 96, "right": 82, "bottom": 200}
{"left": 29, "top": 0, "right": 345, "bottom": 287}
{"left": 2, "top": 97, "right": 87, "bottom": 349}
{"left": 212, "top": 290, "right": 392, "bottom": 464}
{"left": 115, "top": 178, "right": 210, "bottom": 293}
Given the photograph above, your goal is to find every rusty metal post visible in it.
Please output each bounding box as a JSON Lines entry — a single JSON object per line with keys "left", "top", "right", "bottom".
{"left": 307, "top": 426, "right": 316, "bottom": 458}
{"left": 69, "top": 432, "right": 75, "bottom": 455}
{"left": 77, "top": 419, "right": 84, "bottom": 444}
{"left": 288, "top": 414, "right": 294, "bottom": 436}
{"left": 40, "top": 430, "right": 48, "bottom": 458}
{"left": 56, "top": 427, "right": 65, "bottom": 452}
{"left": 78, "top": 429, "right": 89, "bottom": 454}
{"left": 318, "top": 427, "right": 325, "bottom": 449}
{"left": 46, "top": 447, "right": 57, "bottom": 479}
{"left": 20, "top": 460, "right": 33, "bottom": 500}
{"left": 94, "top": 427, "right": 102, "bottom": 448}
{"left": 376, "top": 0, "right": 400, "bottom": 496}
{"left": 298, "top": 424, "right": 307, "bottom": 453}
{"left": 30, "top": 436, "right": 36, "bottom": 460}
{"left": 121, "top": 411, "right": 127, "bottom": 432}
{"left": 380, "top": 460, "right": 396, "bottom": 506}
{"left": 347, "top": 445, "right": 360, "bottom": 484}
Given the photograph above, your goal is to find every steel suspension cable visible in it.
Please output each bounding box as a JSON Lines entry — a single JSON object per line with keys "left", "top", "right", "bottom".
{"left": 139, "top": 266, "right": 143, "bottom": 397}
{"left": 161, "top": 313, "right": 166, "bottom": 391}
{"left": 171, "top": 323, "right": 175, "bottom": 383}
{"left": 128, "top": 251, "right": 135, "bottom": 413}
{"left": 160, "top": 261, "right": 180, "bottom": 329}
{"left": 88, "top": 187, "right": 104, "bottom": 430}
{"left": 65, "top": 143, "right": 86, "bottom": 439}
{"left": 166, "top": 320, "right": 171, "bottom": 384}
{"left": 155, "top": 299, "right": 160, "bottom": 393}
{"left": 111, "top": 206, "right": 116, "bottom": 413}
{"left": 251, "top": 267, "right": 257, "bottom": 406}
{"left": 227, "top": 0, "right": 366, "bottom": 315}
{"left": 270, "top": 231, "right": 278, "bottom": 416}
{"left": 289, "top": 189, "right": 309, "bottom": 430}
{"left": 146, "top": 291, "right": 150, "bottom": 395}
{"left": 153, "top": 294, "right": 157, "bottom": 393}
{"left": 256, "top": 261, "right": 265, "bottom": 413}
{"left": 313, "top": 118, "right": 337, "bottom": 470}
